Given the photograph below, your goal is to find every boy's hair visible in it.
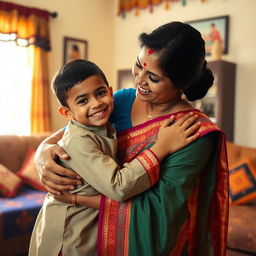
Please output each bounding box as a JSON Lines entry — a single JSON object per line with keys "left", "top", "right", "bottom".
{"left": 52, "top": 59, "right": 109, "bottom": 107}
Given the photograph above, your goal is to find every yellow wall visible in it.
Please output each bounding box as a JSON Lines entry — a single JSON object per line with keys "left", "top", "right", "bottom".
{"left": 3, "top": 0, "right": 256, "bottom": 147}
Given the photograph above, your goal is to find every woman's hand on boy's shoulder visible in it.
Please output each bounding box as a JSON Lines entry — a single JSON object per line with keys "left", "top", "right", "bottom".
{"left": 35, "top": 143, "right": 82, "bottom": 195}
{"left": 157, "top": 112, "right": 201, "bottom": 154}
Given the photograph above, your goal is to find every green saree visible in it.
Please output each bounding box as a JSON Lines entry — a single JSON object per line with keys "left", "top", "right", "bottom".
{"left": 98, "top": 110, "right": 229, "bottom": 256}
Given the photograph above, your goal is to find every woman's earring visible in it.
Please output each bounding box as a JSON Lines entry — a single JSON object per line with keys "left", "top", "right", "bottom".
{"left": 180, "top": 89, "right": 186, "bottom": 100}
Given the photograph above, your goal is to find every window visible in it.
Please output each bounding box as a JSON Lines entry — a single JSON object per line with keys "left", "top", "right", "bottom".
{"left": 0, "top": 2, "right": 52, "bottom": 134}
{"left": 0, "top": 40, "right": 33, "bottom": 135}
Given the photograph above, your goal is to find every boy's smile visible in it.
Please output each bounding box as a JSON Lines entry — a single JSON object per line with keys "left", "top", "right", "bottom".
{"left": 59, "top": 75, "right": 113, "bottom": 127}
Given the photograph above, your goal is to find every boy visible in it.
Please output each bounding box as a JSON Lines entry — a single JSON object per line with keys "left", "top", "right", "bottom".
{"left": 29, "top": 59, "right": 199, "bottom": 256}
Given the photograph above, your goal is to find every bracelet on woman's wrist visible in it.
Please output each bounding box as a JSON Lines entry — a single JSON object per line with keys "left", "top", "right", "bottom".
{"left": 72, "top": 194, "right": 77, "bottom": 207}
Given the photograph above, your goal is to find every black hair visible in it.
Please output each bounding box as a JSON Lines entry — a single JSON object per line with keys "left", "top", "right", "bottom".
{"left": 72, "top": 44, "right": 79, "bottom": 52}
{"left": 52, "top": 59, "right": 109, "bottom": 107}
{"left": 139, "top": 21, "right": 214, "bottom": 101}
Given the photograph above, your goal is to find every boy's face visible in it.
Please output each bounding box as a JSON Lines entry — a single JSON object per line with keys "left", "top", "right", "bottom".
{"left": 59, "top": 75, "right": 113, "bottom": 127}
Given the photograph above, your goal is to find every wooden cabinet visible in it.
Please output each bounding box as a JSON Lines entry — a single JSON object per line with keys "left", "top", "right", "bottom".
{"left": 194, "top": 60, "right": 236, "bottom": 141}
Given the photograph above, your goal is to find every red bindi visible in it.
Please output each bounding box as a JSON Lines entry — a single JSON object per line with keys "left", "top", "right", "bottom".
{"left": 143, "top": 62, "right": 147, "bottom": 67}
{"left": 147, "top": 49, "right": 154, "bottom": 55}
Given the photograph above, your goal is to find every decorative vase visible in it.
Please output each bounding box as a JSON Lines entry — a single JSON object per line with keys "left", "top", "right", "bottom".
{"left": 210, "top": 40, "right": 223, "bottom": 61}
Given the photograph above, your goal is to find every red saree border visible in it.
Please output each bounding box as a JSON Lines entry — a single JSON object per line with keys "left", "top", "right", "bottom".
{"left": 98, "top": 110, "right": 229, "bottom": 256}
{"left": 98, "top": 197, "right": 132, "bottom": 256}
{"left": 169, "top": 220, "right": 189, "bottom": 256}
{"left": 117, "top": 109, "right": 220, "bottom": 146}
{"left": 209, "top": 132, "right": 229, "bottom": 256}
{"left": 117, "top": 110, "right": 212, "bottom": 164}
{"left": 97, "top": 196, "right": 106, "bottom": 256}
{"left": 117, "top": 109, "right": 201, "bottom": 137}
{"left": 136, "top": 149, "right": 160, "bottom": 185}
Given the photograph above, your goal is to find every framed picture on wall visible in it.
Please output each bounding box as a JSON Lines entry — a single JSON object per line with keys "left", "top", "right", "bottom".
{"left": 63, "top": 37, "right": 88, "bottom": 65}
{"left": 187, "top": 15, "right": 229, "bottom": 55}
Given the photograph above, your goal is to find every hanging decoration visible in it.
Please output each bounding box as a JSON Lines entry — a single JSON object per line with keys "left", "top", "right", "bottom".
{"left": 118, "top": 0, "right": 206, "bottom": 17}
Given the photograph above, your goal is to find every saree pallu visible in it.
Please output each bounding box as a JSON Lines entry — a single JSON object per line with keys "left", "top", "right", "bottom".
{"left": 97, "top": 110, "right": 229, "bottom": 256}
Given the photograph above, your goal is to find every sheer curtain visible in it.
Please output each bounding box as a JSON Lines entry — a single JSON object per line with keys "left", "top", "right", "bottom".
{"left": 0, "top": 41, "right": 33, "bottom": 135}
{"left": 0, "top": 1, "right": 51, "bottom": 135}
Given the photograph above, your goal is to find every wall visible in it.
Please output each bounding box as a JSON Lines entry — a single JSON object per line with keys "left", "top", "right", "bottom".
{"left": 3, "top": 0, "right": 256, "bottom": 147}
{"left": 112, "top": 0, "right": 256, "bottom": 147}
{"left": 4, "top": 0, "right": 115, "bottom": 131}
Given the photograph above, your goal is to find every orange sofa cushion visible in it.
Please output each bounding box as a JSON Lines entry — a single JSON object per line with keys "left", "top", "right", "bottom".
{"left": 229, "top": 158, "right": 256, "bottom": 204}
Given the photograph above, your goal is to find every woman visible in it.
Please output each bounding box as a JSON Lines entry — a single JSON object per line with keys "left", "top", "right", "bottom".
{"left": 35, "top": 22, "right": 229, "bottom": 255}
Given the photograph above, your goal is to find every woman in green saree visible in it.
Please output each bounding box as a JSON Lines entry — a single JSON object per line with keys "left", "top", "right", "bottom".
{"left": 35, "top": 22, "right": 229, "bottom": 255}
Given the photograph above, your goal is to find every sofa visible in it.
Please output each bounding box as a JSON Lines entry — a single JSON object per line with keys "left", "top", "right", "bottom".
{"left": 0, "top": 134, "right": 50, "bottom": 256}
{"left": 226, "top": 141, "right": 256, "bottom": 256}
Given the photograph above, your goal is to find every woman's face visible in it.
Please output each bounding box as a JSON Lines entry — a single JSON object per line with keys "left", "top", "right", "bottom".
{"left": 132, "top": 46, "right": 178, "bottom": 105}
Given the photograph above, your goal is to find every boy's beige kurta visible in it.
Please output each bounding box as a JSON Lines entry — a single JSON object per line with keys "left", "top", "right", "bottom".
{"left": 29, "top": 120, "right": 155, "bottom": 256}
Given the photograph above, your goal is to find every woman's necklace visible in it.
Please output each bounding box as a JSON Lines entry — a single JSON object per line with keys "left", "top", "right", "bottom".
{"left": 146, "top": 100, "right": 180, "bottom": 120}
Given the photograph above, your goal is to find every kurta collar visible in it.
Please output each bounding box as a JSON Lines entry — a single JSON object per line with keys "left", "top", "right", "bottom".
{"left": 71, "top": 120, "right": 115, "bottom": 138}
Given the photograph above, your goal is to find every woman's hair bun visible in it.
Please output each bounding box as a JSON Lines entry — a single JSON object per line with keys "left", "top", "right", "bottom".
{"left": 183, "top": 67, "right": 214, "bottom": 101}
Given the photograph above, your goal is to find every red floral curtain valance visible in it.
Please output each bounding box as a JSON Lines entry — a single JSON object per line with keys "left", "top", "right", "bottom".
{"left": 0, "top": 1, "right": 51, "bottom": 50}
{"left": 118, "top": 0, "right": 206, "bottom": 16}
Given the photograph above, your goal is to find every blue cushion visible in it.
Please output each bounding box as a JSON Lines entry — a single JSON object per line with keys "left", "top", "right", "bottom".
{"left": 0, "top": 185, "right": 46, "bottom": 239}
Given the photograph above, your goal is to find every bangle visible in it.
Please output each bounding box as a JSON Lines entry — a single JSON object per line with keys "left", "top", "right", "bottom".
{"left": 72, "top": 194, "right": 77, "bottom": 207}
{"left": 147, "top": 148, "right": 160, "bottom": 164}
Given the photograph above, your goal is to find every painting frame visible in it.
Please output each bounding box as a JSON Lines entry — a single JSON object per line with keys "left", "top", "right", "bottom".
{"left": 187, "top": 15, "right": 229, "bottom": 55}
{"left": 63, "top": 37, "right": 88, "bottom": 65}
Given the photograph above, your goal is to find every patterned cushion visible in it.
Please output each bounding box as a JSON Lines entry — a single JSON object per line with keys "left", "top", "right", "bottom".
{"left": 229, "top": 158, "right": 256, "bottom": 204}
{"left": 0, "top": 164, "right": 22, "bottom": 197}
{"left": 0, "top": 186, "right": 47, "bottom": 255}
{"left": 17, "top": 148, "right": 46, "bottom": 191}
